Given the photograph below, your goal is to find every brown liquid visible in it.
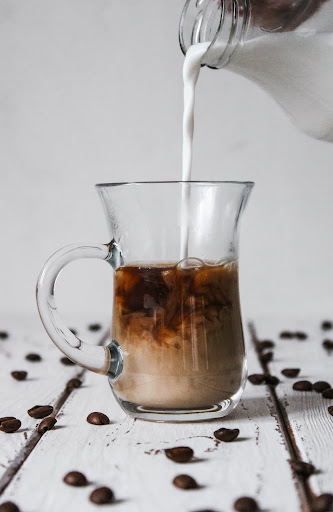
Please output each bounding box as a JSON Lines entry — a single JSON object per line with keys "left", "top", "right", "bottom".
{"left": 111, "top": 260, "right": 245, "bottom": 409}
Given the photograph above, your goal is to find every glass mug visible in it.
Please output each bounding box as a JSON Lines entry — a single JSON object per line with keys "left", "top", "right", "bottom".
{"left": 37, "top": 181, "right": 254, "bottom": 422}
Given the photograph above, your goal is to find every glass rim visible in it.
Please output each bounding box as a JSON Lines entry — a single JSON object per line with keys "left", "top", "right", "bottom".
{"left": 95, "top": 180, "right": 255, "bottom": 188}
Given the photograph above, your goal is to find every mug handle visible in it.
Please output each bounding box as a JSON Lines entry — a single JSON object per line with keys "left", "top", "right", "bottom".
{"left": 36, "top": 241, "right": 123, "bottom": 379}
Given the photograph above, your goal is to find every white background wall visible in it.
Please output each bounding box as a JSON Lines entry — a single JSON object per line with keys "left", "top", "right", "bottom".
{"left": 1, "top": 0, "right": 333, "bottom": 329}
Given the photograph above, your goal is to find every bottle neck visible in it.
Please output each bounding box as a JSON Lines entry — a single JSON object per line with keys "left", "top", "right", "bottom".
{"left": 179, "top": 0, "right": 250, "bottom": 69}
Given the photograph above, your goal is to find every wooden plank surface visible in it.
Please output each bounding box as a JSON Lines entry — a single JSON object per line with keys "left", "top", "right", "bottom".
{"left": 253, "top": 318, "right": 333, "bottom": 501}
{"left": 0, "top": 322, "right": 301, "bottom": 512}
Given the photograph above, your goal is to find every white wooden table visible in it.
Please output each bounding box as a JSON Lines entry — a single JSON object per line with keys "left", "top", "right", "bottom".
{"left": 0, "top": 316, "right": 332, "bottom": 511}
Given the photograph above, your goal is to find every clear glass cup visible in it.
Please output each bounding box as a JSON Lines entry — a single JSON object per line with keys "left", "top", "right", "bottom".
{"left": 37, "top": 181, "right": 254, "bottom": 422}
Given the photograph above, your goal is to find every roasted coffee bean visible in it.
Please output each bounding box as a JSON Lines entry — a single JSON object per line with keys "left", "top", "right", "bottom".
{"left": 11, "top": 371, "right": 27, "bottom": 381}
{"left": 0, "top": 418, "right": 21, "bottom": 433}
{"left": 88, "top": 323, "right": 102, "bottom": 332}
{"left": 234, "top": 496, "right": 258, "bottom": 512}
{"left": 295, "top": 331, "right": 307, "bottom": 340}
{"left": 0, "top": 502, "right": 20, "bottom": 512}
{"left": 280, "top": 331, "right": 294, "bottom": 339}
{"left": 312, "top": 493, "right": 333, "bottom": 512}
{"left": 28, "top": 405, "right": 53, "bottom": 419}
{"left": 63, "top": 471, "right": 88, "bottom": 487}
{"left": 214, "top": 427, "right": 239, "bottom": 442}
{"left": 328, "top": 406, "right": 333, "bottom": 416}
{"left": 0, "top": 332, "right": 9, "bottom": 340}
{"left": 25, "top": 353, "right": 41, "bottom": 362}
{"left": 60, "top": 357, "right": 75, "bottom": 366}
{"left": 265, "top": 375, "right": 280, "bottom": 386}
{"left": 322, "top": 388, "right": 333, "bottom": 399}
{"left": 173, "top": 474, "right": 198, "bottom": 490}
{"left": 66, "top": 378, "right": 82, "bottom": 391}
{"left": 86, "top": 412, "right": 110, "bottom": 425}
{"left": 70, "top": 328, "right": 77, "bottom": 336}
{"left": 313, "top": 381, "right": 331, "bottom": 393}
{"left": 322, "top": 339, "right": 333, "bottom": 351}
{"left": 38, "top": 416, "right": 57, "bottom": 434}
{"left": 281, "top": 368, "right": 300, "bottom": 378}
{"left": 289, "top": 460, "right": 315, "bottom": 477}
{"left": 165, "top": 447, "right": 194, "bottom": 463}
{"left": 257, "top": 340, "right": 275, "bottom": 351}
{"left": 259, "top": 351, "right": 273, "bottom": 364}
{"left": 248, "top": 374, "right": 266, "bottom": 385}
{"left": 89, "top": 487, "right": 114, "bottom": 504}
{"left": 293, "top": 380, "right": 312, "bottom": 391}
{"left": 321, "top": 321, "right": 333, "bottom": 331}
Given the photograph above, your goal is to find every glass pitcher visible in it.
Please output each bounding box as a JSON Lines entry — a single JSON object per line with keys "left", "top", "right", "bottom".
{"left": 37, "top": 181, "right": 254, "bottom": 422}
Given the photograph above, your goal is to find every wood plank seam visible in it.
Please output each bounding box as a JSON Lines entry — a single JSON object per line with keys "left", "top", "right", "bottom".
{"left": 0, "top": 329, "right": 110, "bottom": 497}
{"left": 248, "top": 322, "right": 313, "bottom": 512}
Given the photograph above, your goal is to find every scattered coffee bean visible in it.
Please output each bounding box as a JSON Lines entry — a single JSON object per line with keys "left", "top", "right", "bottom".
{"left": 60, "top": 357, "right": 75, "bottom": 366}
{"left": 0, "top": 502, "right": 20, "bottom": 512}
{"left": 328, "top": 406, "right": 333, "bottom": 416}
{"left": 321, "top": 321, "right": 333, "bottom": 331}
{"left": 293, "top": 380, "right": 312, "bottom": 391}
{"left": 281, "top": 368, "right": 300, "bottom": 378}
{"left": 0, "top": 332, "right": 9, "bottom": 340}
{"left": 248, "top": 374, "right": 266, "bottom": 385}
{"left": 70, "top": 328, "right": 77, "bottom": 336}
{"left": 0, "top": 418, "right": 21, "bottom": 433}
{"left": 313, "top": 381, "right": 331, "bottom": 393}
{"left": 234, "top": 496, "right": 258, "bottom": 512}
{"left": 28, "top": 405, "right": 53, "bottom": 419}
{"left": 259, "top": 351, "right": 273, "bottom": 364}
{"left": 63, "top": 471, "right": 88, "bottom": 487}
{"left": 322, "top": 339, "right": 333, "bottom": 352}
{"left": 11, "top": 371, "right": 27, "bottom": 381}
{"left": 173, "top": 474, "right": 198, "bottom": 490}
{"left": 214, "top": 427, "right": 239, "bottom": 442}
{"left": 165, "top": 447, "right": 194, "bottom": 463}
{"left": 295, "top": 331, "right": 307, "bottom": 340}
{"left": 280, "top": 331, "right": 294, "bottom": 339}
{"left": 312, "top": 493, "right": 333, "bottom": 512}
{"left": 25, "top": 353, "right": 41, "bottom": 362}
{"left": 66, "top": 378, "right": 82, "bottom": 391}
{"left": 322, "top": 388, "right": 333, "bottom": 399}
{"left": 257, "top": 340, "right": 275, "bottom": 351}
{"left": 38, "top": 416, "right": 57, "bottom": 434}
{"left": 289, "top": 459, "right": 315, "bottom": 477}
{"left": 88, "top": 323, "right": 102, "bottom": 332}
{"left": 87, "top": 412, "right": 110, "bottom": 425}
{"left": 265, "top": 375, "right": 280, "bottom": 386}
{"left": 89, "top": 487, "right": 114, "bottom": 504}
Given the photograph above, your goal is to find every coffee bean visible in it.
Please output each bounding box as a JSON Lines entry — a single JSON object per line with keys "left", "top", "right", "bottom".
{"left": 328, "top": 406, "right": 333, "bottom": 416}
{"left": 38, "top": 417, "right": 57, "bottom": 434}
{"left": 87, "top": 412, "right": 110, "bottom": 425}
{"left": 323, "top": 339, "right": 333, "bottom": 351}
{"left": 322, "top": 388, "right": 333, "bottom": 399}
{"left": 60, "top": 357, "right": 75, "bottom": 366}
{"left": 257, "top": 340, "right": 275, "bottom": 351}
{"left": 173, "top": 474, "right": 198, "bottom": 489}
{"left": 0, "top": 332, "right": 9, "bottom": 340}
{"left": 295, "top": 331, "right": 307, "bottom": 340}
{"left": 0, "top": 418, "right": 21, "bottom": 433}
{"left": 321, "top": 321, "right": 333, "bottom": 331}
{"left": 66, "top": 378, "right": 82, "bottom": 391}
{"left": 70, "top": 328, "right": 77, "bottom": 336}
{"left": 11, "top": 371, "right": 27, "bottom": 381}
{"left": 89, "top": 487, "right": 114, "bottom": 504}
{"left": 165, "top": 447, "right": 194, "bottom": 463}
{"left": 25, "top": 353, "right": 41, "bottom": 362}
{"left": 280, "top": 331, "right": 294, "bottom": 339}
{"left": 312, "top": 493, "right": 333, "bottom": 512}
{"left": 28, "top": 405, "right": 53, "bottom": 419}
{"left": 88, "top": 323, "right": 102, "bottom": 332}
{"left": 214, "top": 427, "right": 239, "bottom": 442}
{"left": 259, "top": 351, "right": 273, "bottom": 364}
{"left": 234, "top": 496, "right": 258, "bottom": 512}
{"left": 0, "top": 502, "right": 20, "bottom": 512}
{"left": 313, "top": 381, "right": 331, "bottom": 393}
{"left": 289, "top": 459, "right": 315, "bottom": 477}
{"left": 293, "top": 380, "right": 312, "bottom": 391}
{"left": 248, "top": 374, "right": 266, "bottom": 385}
{"left": 281, "top": 368, "right": 300, "bottom": 378}
{"left": 63, "top": 471, "right": 88, "bottom": 487}
{"left": 265, "top": 375, "right": 280, "bottom": 386}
